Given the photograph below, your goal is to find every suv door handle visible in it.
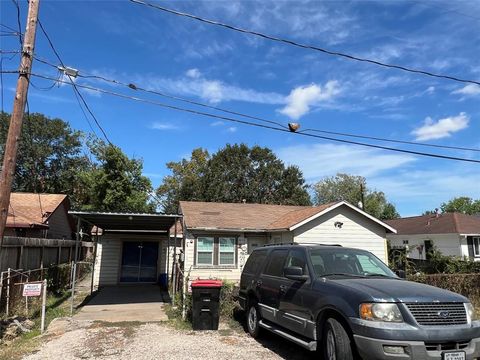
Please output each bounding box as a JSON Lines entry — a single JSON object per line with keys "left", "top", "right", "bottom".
{"left": 279, "top": 285, "right": 287, "bottom": 293}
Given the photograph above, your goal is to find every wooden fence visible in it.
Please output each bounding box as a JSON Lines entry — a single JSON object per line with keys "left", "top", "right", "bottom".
{"left": 0, "top": 236, "right": 93, "bottom": 273}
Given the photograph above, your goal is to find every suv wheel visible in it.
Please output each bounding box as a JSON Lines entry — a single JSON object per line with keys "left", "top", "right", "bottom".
{"left": 323, "top": 318, "right": 353, "bottom": 360}
{"left": 247, "top": 302, "right": 261, "bottom": 338}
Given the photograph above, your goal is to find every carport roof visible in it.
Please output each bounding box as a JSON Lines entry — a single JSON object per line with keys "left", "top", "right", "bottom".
{"left": 69, "top": 211, "right": 181, "bottom": 232}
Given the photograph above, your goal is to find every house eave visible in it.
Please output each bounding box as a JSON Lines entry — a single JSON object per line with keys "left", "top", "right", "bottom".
{"left": 288, "top": 201, "right": 397, "bottom": 234}
{"left": 187, "top": 227, "right": 288, "bottom": 233}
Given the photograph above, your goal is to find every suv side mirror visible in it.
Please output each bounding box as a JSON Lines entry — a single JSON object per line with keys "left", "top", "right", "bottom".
{"left": 395, "top": 269, "right": 406, "bottom": 279}
{"left": 284, "top": 266, "right": 309, "bottom": 282}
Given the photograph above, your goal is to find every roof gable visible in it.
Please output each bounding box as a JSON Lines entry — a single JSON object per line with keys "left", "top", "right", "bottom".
{"left": 386, "top": 213, "right": 480, "bottom": 235}
{"left": 7, "top": 193, "right": 68, "bottom": 228}
{"left": 179, "top": 200, "right": 396, "bottom": 233}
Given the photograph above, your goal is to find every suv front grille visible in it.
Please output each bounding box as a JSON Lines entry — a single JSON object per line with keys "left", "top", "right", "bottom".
{"left": 405, "top": 302, "right": 467, "bottom": 326}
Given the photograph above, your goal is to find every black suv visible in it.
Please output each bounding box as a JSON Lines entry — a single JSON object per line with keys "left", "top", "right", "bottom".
{"left": 239, "top": 244, "right": 480, "bottom": 360}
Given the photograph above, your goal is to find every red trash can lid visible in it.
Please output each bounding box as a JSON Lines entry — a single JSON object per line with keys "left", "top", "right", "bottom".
{"left": 191, "top": 279, "right": 223, "bottom": 288}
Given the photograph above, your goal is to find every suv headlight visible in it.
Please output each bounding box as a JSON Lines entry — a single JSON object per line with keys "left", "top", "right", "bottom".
{"left": 465, "top": 303, "right": 478, "bottom": 322}
{"left": 360, "top": 303, "right": 403, "bottom": 322}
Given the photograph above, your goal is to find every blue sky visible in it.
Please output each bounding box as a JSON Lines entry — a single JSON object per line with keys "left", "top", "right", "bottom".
{"left": 1, "top": 0, "right": 479, "bottom": 216}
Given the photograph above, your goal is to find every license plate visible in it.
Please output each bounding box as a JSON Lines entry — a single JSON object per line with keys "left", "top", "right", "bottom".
{"left": 443, "top": 351, "right": 466, "bottom": 360}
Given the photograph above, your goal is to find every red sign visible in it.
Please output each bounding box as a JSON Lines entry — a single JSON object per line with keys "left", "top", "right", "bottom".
{"left": 22, "top": 283, "right": 42, "bottom": 297}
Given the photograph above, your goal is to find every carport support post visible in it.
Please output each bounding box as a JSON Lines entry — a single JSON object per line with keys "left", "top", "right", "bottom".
{"left": 70, "top": 218, "right": 81, "bottom": 316}
{"left": 90, "top": 232, "right": 98, "bottom": 295}
{"left": 172, "top": 218, "right": 177, "bottom": 305}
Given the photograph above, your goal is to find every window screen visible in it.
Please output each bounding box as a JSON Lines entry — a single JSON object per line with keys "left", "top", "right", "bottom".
{"left": 219, "top": 237, "right": 235, "bottom": 265}
{"left": 197, "top": 237, "right": 214, "bottom": 265}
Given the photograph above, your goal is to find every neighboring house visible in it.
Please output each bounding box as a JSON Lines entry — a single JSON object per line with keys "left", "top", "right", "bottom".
{"left": 180, "top": 200, "right": 397, "bottom": 282}
{"left": 386, "top": 213, "right": 480, "bottom": 261}
{"left": 6, "top": 193, "right": 74, "bottom": 239}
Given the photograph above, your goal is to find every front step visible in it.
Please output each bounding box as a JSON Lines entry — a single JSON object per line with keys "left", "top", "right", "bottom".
{"left": 259, "top": 320, "right": 317, "bottom": 351}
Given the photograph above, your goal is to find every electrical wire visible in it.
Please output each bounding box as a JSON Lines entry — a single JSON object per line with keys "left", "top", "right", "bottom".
{"left": 36, "top": 18, "right": 112, "bottom": 145}
{"left": 34, "top": 57, "right": 286, "bottom": 130}
{"left": 10, "top": 0, "right": 23, "bottom": 49}
{"left": 34, "top": 21, "right": 163, "bottom": 206}
{"left": 129, "top": 0, "right": 480, "bottom": 87}
{"left": 31, "top": 55, "right": 480, "bottom": 153}
{"left": 29, "top": 72, "right": 480, "bottom": 164}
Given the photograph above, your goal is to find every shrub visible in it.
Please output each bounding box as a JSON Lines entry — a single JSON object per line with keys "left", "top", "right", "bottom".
{"left": 410, "top": 273, "right": 480, "bottom": 306}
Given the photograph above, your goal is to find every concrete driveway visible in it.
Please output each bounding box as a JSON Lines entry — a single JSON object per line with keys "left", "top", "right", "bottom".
{"left": 74, "top": 285, "right": 169, "bottom": 322}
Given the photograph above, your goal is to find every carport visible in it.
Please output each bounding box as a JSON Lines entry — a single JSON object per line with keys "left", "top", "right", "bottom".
{"left": 69, "top": 211, "right": 183, "bottom": 322}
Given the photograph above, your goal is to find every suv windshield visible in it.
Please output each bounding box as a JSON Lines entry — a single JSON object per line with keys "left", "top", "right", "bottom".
{"left": 309, "top": 248, "right": 396, "bottom": 278}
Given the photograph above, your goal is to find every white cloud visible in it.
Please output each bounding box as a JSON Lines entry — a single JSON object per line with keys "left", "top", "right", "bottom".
{"left": 210, "top": 121, "right": 224, "bottom": 127}
{"left": 186, "top": 68, "right": 201, "bottom": 79}
{"left": 411, "top": 112, "right": 469, "bottom": 141}
{"left": 276, "top": 143, "right": 415, "bottom": 180}
{"left": 226, "top": 126, "right": 237, "bottom": 133}
{"left": 142, "top": 72, "right": 284, "bottom": 105}
{"left": 426, "top": 86, "right": 435, "bottom": 95}
{"left": 150, "top": 122, "right": 180, "bottom": 131}
{"left": 452, "top": 84, "right": 480, "bottom": 97}
{"left": 279, "top": 81, "right": 341, "bottom": 120}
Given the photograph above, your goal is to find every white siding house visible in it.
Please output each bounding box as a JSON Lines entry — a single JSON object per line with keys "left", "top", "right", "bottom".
{"left": 386, "top": 213, "right": 480, "bottom": 261}
{"left": 181, "top": 201, "right": 396, "bottom": 283}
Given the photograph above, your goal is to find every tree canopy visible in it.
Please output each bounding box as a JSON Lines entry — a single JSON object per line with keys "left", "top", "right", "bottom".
{"left": 0, "top": 112, "right": 155, "bottom": 213}
{"left": 313, "top": 173, "right": 399, "bottom": 220}
{"left": 0, "top": 111, "right": 88, "bottom": 197}
{"left": 156, "top": 144, "right": 311, "bottom": 213}
{"left": 440, "top": 197, "right": 480, "bottom": 215}
{"left": 76, "top": 139, "right": 156, "bottom": 213}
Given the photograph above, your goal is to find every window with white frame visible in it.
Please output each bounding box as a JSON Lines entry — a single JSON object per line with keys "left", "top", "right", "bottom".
{"left": 197, "top": 237, "right": 214, "bottom": 265}
{"left": 195, "top": 236, "right": 237, "bottom": 266}
{"left": 219, "top": 237, "right": 235, "bottom": 265}
{"left": 473, "top": 237, "right": 480, "bottom": 257}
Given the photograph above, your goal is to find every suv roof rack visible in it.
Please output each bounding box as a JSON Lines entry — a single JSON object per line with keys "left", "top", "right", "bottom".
{"left": 262, "top": 242, "right": 342, "bottom": 247}
{"left": 296, "top": 242, "right": 343, "bottom": 247}
{"left": 263, "top": 242, "right": 296, "bottom": 247}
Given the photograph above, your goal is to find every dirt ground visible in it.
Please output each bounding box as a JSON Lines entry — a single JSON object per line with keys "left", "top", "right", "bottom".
{"left": 20, "top": 318, "right": 316, "bottom": 360}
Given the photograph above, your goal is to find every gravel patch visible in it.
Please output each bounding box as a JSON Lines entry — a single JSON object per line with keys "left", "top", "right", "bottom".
{"left": 22, "top": 321, "right": 314, "bottom": 360}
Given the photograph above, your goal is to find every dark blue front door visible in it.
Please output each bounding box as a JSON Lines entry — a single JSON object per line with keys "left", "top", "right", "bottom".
{"left": 120, "top": 241, "right": 159, "bottom": 282}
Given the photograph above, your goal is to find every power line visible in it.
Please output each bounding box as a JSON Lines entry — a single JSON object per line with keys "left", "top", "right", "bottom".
{"left": 300, "top": 128, "right": 480, "bottom": 153}
{"left": 36, "top": 18, "right": 113, "bottom": 145}
{"left": 33, "top": 56, "right": 287, "bottom": 130}
{"left": 31, "top": 55, "right": 480, "bottom": 153}
{"left": 29, "top": 72, "right": 480, "bottom": 164}
{"left": 31, "top": 19, "right": 163, "bottom": 205}
{"left": 129, "top": 0, "right": 480, "bottom": 87}
{"left": 10, "top": 0, "right": 23, "bottom": 49}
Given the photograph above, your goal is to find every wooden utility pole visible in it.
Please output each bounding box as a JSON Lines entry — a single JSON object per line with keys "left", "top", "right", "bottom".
{"left": 0, "top": 0, "right": 40, "bottom": 247}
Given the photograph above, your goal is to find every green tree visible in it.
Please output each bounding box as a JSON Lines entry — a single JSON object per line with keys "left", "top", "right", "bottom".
{"left": 156, "top": 148, "right": 210, "bottom": 213}
{"left": 78, "top": 139, "right": 155, "bottom": 213}
{"left": 202, "top": 144, "right": 311, "bottom": 206}
{"left": 0, "top": 111, "right": 88, "bottom": 199}
{"left": 156, "top": 144, "right": 311, "bottom": 212}
{"left": 440, "top": 197, "right": 480, "bottom": 215}
{"left": 313, "top": 173, "right": 399, "bottom": 220}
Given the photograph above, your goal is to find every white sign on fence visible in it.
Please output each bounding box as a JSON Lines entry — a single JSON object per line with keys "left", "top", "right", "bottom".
{"left": 22, "top": 283, "right": 43, "bottom": 297}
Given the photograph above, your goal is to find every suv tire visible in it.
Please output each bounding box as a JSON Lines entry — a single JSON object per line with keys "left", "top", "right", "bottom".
{"left": 246, "top": 301, "right": 261, "bottom": 338}
{"left": 322, "top": 318, "right": 353, "bottom": 360}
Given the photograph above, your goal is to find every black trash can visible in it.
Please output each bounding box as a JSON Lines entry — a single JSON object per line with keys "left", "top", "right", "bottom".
{"left": 191, "top": 279, "right": 223, "bottom": 330}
